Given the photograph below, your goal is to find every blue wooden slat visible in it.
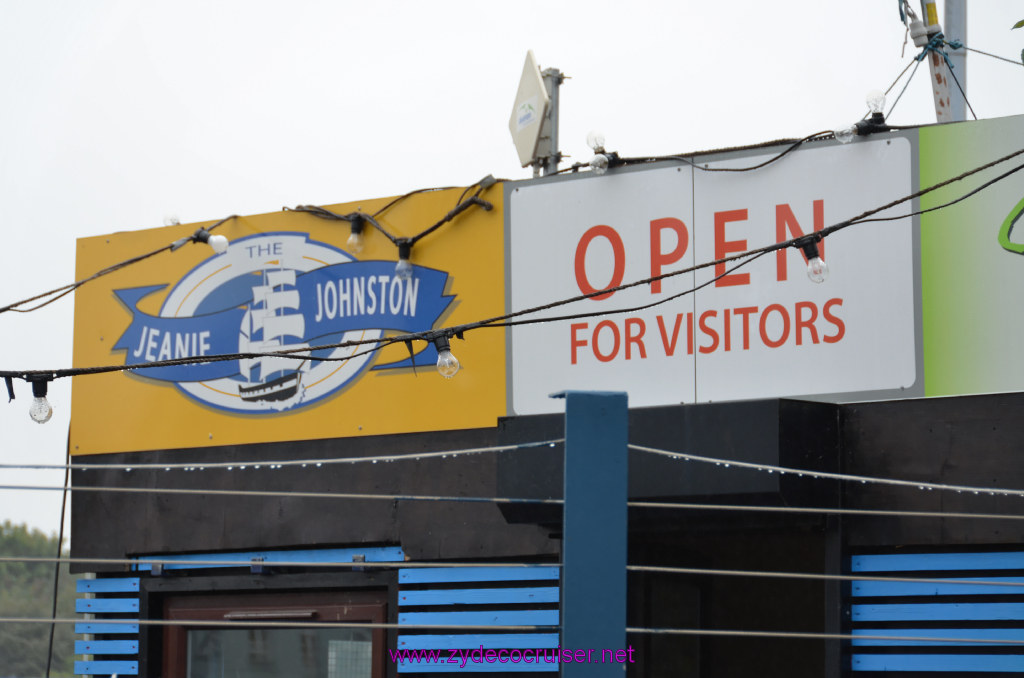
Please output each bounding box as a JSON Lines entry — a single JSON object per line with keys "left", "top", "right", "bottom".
{"left": 399, "top": 567, "right": 559, "bottom": 585}
{"left": 400, "top": 587, "right": 559, "bottom": 607}
{"left": 75, "top": 621, "right": 139, "bottom": 634}
{"left": 852, "top": 577, "right": 1024, "bottom": 597}
{"left": 76, "top": 598, "right": 139, "bottom": 614}
{"left": 851, "top": 628, "right": 1024, "bottom": 646}
{"left": 77, "top": 578, "right": 140, "bottom": 594}
{"left": 399, "top": 610, "right": 559, "bottom": 627}
{"left": 852, "top": 602, "right": 1024, "bottom": 622}
{"left": 398, "top": 633, "right": 560, "bottom": 650}
{"left": 75, "top": 639, "right": 139, "bottom": 654}
{"left": 852, "top": 552, "right": 1024, "bottom": 572}
{"left": 74, "top": 660, "right": 139, "bottom": 675}
{"left": 134, "top": 545, "right": 405, "bottom": 570}
{"left": 852, "top": 653, "right": 1024, "bottom": 672}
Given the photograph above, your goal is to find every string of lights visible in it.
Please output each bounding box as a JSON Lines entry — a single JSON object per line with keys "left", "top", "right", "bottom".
{"left": 4, "top": 141, "right": 1024, "bottom": 416}
{"left": 630, "top": 443, "right": 1024, "bottom": 498}
{"left": 623, "top": 131, "right": 835, "bottom": 173}
{"left": 287, "top": 175, "right": 497, "bottom": 281}
{"left": 0, "top": 215, "right": 236, "bottom": 315}
{"left": 0, "top": 439, "right": 563, "bottom": 472}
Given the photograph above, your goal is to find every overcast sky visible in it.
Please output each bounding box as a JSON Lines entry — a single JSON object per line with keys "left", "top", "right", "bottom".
{"left": 2, "top": 1, "right": 1023, "bottom": 538}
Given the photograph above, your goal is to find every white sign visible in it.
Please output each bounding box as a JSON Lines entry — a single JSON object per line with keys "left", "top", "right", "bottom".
{"left": 508, "top": 138, "right": 916, "bottom": 414}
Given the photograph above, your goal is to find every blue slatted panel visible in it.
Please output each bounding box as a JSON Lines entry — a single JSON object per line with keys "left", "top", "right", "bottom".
{"left": 134, "top": 545, "right": 405, "bottom": 571}
{"left": 77, "top": 578, "right": 140, "bottom": 593}
{"left": 852, "top": 628, "right": 1024, "bottom": 646}
{"left": 399, "top": 634, "right": 560, "bottom": 650}
{"left": 852, "top": 552, "right": 1024, "bottom": 572}
{"left": 399, "top": 610, "right": 559, "bottom": 627}
{"left": 74, "top": 660, "right": 138, "bottom": 675}
{"left": 852, "top": 654, "right": 1024, "bottom": 672}
{"left": 400, "top": 567, "right": 560, "bottom": 584}
{"left": 850, "top": 550, "right": 1024, "bottom": 672}
{"left": 75, "top": 640, "right": 139, "bottom": 654}
{"left": 853, "top": 577, "right": 1024, "bottom": 597}
{"left": 76, "top": 598, "right": 139, "bottom": 614}
{"left": 397, "top": 566, "right": 559, "bottom": 674}
{"left": 400, "top": 587, "right": 559, "bottom": 606}
{"left": 75, "top": 621, "right": 139, "bottom": 634}
{"left": 852, "top": 603, "right": 1024, "bottom": 622}
{"left": 76, "top": 575, "right": 140, "bottom": 678}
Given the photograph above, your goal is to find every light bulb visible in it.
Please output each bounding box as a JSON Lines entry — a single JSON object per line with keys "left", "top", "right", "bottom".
{"left": 798, "top": 238, "right": 829, "bottom": 283}
{"left": 348, "top": 216, "right": 365, "bottom": 254}
{"left": 806, "top": 256, "right": 829, "bottom": 283}
{"left": 834, "top": 126, "right": 857, "bottom": 144}
{"left": 437, "top": 349, "right": 460, "bottom": 378}
{"left": 28, "top": 378, "right": 53, "bottom": 424}
{"left": 586, "top": 130, "right": 606, "bottom": 152}
{"left": 347, "top": 230, "right": 364, "bottom": 254}
{"left": 590, "top": 153, "right": 609, "bottom": 175}
{"left": 207, "top": 234, "right": 229, "bottom": 254}
{"left": 29, "top": 396, "right": 52, "bottom": 424}
{"left": 433, "top": 336, "right": 460, "bottom": 378}
{"left": 866, "top": 89, "right": 886, "bottom": 115}
{"left": 395, "top": 241, "right": 413, "bottom": 281}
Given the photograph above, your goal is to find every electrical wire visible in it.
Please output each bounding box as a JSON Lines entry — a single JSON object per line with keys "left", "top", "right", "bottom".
{"left": 945, "top": 58, "right": 978, "bottom": 121}
{"left": 628, "top": 500, "right": 1024, "bottom": 523}
{"left": 630, "top": 444, "right": 1024, "bottom": 498}
{"left": 4, "top": 615, "right": 1024, "bottom": 646}
{"left": 646, "top": 131, "right": 834, "bottom": 172}
{"left": 625, "top": 627, "right": 1024, "bottom": 645}
{"left": 0, "top": 484, "right": 565, "bottom": 505}
{"left": 885, "top": 58, "right": 922, "bottom": 119}
{"left": 4, "top": 142, "right": 1024, "bottom": 385}
{"left": 9, "top": 554, "right": 1024, "bottom": 592}
{"left": 962, "top": 45, "right": 1023, "bottom": 67}
{"left": 0, "top": 439, "right": 564, "bottom": 472}
{"left": 626, "top": 564, "right": 1024, "bottom": 589}
{"left": 43, "top": 441, "right": 70, "bottom": 678}
{"left": 0, "top": 216, "right": 236, "bottom": 315}
{"left": 0, "top": 555, "right": 556, "bottom": 569}
{"left": 0, "top": 617, "right": 555, "bottom": 632}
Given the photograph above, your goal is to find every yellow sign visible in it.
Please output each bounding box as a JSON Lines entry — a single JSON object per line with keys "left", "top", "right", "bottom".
{"left": 70, "top": 187, "right": 506, "bottom": 455}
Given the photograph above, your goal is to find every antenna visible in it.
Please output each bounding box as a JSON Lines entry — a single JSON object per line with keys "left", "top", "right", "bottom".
{"left": 508, "top": 51, "right": 564, "bottom": 176}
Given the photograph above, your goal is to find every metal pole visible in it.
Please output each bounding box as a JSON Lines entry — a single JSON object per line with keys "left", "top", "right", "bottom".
{"left": 944, "top": 0, "right": 967, "bottom": 121}
{"left": 919, "top": 0, "right": 953, "bottom": 122}
{"left": 540, "top": 68, "right": 564, "bottom": 176}
{"left": 557, "top": 390, "right": 628, "bottom": 677}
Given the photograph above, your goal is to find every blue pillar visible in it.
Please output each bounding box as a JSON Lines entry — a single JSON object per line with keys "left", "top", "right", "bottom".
{"left": 556, "top": 390, "right": 628, "bottom": 676}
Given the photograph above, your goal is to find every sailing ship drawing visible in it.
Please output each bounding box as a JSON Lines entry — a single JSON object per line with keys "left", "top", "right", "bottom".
{"left": 237, "top": 268, "right": 309, "bottom": 409}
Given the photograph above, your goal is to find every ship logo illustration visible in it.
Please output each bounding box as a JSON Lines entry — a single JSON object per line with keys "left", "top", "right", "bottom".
{"left": 113, "top": 232, "right": 455, "bottom": 415}
{"left": 238, "top": 268, "right": 308, "bottom": 409}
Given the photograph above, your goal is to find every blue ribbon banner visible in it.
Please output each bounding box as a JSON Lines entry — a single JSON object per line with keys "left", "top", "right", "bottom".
{"left": 113, "top": 262, "right": 454, "bottom": 382}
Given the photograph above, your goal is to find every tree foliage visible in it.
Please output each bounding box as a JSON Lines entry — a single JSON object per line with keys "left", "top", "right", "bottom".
{"left": 0, "top": 521, "right": 78, "bottom": 678}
